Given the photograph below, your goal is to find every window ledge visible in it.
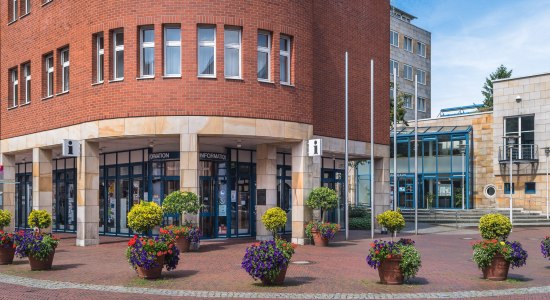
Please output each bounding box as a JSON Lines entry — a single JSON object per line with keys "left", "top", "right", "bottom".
{"left": 7, "top": 105, "right": 18, "bottom": 110}
{"left": 391, "top": 44, "right": 399, "bottom": 48}
{"left": 19, "top": 101, "right": 31, "bottom": 107}
{"left": 162, "top": 75, "right": 182, "bottom": 79}
{"left": 42, "top": 0, "right": 54, "bottom": 7}
{"left": 91, "top": 81, "right": 104, "bottom": 86}
{"left": 225, "top": 77, "right": 244, "bottom": 81}
{"left": 137, "top": 76, "right": 155, "bottom": 80}
{"left": 109, "top": 78, "right": 124, "bottom": 83}
{"left": 42, "top": 95, "right": 54, "bottom": 100}
{"left": 258, "top": 79, "right": 274, "bottom": 84}
{"left": 7, "top": 19, "right": 17, "bottom": 26}
{"left": 198, "top": 75, "right": 216, "bottom": 79}
{"left": 56, "top": 90, "right": 69, "bottom": 96}
{"left": 280, "top": 82, "right": 295, "bottom": 87}
{"left": 19, "top": 12, "right": 30, "bottom": 20}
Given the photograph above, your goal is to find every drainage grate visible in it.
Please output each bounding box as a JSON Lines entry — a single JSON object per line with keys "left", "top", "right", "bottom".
{"left": 461, "top": 237, "right": 473, "bottom": 240}
{"left": 291, "top": 260, "right": 313, "bottom": 265}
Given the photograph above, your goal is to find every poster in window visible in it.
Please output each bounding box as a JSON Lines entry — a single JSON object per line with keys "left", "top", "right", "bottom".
{"left": 438, "top": 184, "right": 451, "bottom": 197}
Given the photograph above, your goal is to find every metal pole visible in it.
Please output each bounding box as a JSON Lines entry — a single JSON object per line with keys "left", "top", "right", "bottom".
{"left": 414, "top": 74, "right": 418, "bottom": 235}
{"left": 462, "top": 150, "right": 465, "bottom": 210}
{"left": 546, "top": 150, "right": 549, "bottom": 219}
{"left": 393, "top": 69, "right": 397, "bottom": 211}
{"left": 509, "top": 144, "right": 513, "bottom": 226}
{"left": 345, "top": 52, "right": 349, "bottom": 241}
{"left": 370, "top": 59, "right": 375, "bottom": 240}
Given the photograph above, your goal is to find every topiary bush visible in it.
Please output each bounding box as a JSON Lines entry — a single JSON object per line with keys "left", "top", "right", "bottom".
{"left": 349, "top": 205, "right": 369, "bottom": 218}
{"left": 261, "top": 207, "right": 287, "bottom": 237}
{"left": 376, "top": 210, "right": 405, "bottom": 235}
{"left": 349, "top": 216, "right": 371, "bottom": 230}
{"left": 162, "top": 191, "right": 201, "bottom": 215}
{"left": 127, "top": 201, "right": 164, "bottom": 234}
{"left": 306, "top": 187, "right": 338, "bottom": 221}
{"left": 0, "top": 209, "right": 11, "bottom": 229}
{"left": 479, "top": 213, "right": 512, "bottom": 241}
{"left": 28, "top": 210, "right": 52, "bottom": 230}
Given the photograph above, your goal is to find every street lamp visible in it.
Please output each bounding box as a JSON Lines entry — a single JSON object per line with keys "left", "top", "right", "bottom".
{"left": 503, "top": 136, "right": 519, "bottom": 226}
{"left": 458, "top": 143, "right": 467, "bottom": 210}
{"left": 543, "top": 147, "right": 550, "bottom": 220}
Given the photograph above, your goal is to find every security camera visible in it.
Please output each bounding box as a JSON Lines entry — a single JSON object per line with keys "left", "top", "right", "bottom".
{"left": 515, "top": 95, "right": 522, "bottom": 103}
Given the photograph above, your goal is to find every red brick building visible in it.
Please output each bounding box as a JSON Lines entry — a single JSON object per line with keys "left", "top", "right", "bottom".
{"left": 0, "top": 0, "right": 390, "bottom": 245}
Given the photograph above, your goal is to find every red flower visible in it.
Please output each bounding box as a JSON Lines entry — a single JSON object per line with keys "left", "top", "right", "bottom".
{"left": 375, "top": 250, "right": 379, "bottom": 254}
{"left": 386, "top": 254, "right": 392, "bottom": 259}
{"left": 370, "top": 243, "right": 375, "bottom": 247}
{"left": 168, "top": 250, "right": 172, "bottom": 254}
{"left": 157, "top": 251, "right": 163, "bottom": 257}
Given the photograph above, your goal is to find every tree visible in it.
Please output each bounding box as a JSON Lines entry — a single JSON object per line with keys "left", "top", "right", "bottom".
{"left": 390, "top": 82, "right": 408, "bottom": 128}
{"left": 482, "top": 65, "right": 512, "bottom": 108}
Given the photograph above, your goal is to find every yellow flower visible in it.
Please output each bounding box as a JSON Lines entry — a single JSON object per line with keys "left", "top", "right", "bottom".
{"left": 500, "top": 241, "right": 505, "bottom": 245}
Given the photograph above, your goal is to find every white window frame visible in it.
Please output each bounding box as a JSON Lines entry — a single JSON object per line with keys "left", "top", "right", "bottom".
{"left": 24, "top": 0, "right": 30, "bottom": 15}
{"left": 113, "top": 30, "right": 124, "bottom": 80}
{"left": 224, "top": 27, "right": 242, "bottom": 79}
{"left": 97, "top": 33, "right": 104, "bottom": 83}
{"left": 257, "top": 31, "right": 271, "bottom": 82}
{"left": 390, "top": 59, "right": 398, "bottom": 77}
{"left": 61, "top": 48, "right": 70, "bottom": 92}
{"left": 390, "top": 30, "right": 399, "bottom": 47}
{"left": 403, "top": 64, "right": 413, "bottom": 81}
{"left": 417, "top": 97, "right": 426, "bottom": 112}
{"left": 197, "top": 25, "right": 216, "bottom": 78}
{"left": 11, "top": 68, "right": 18, "bottom": 107}
{"left": 140, "top": 26, "right": 155, "bottom": 78}
{"left": 404, "top": 36, "right": 413, "bottom": 52}
{"left": 23, "top": 63, "right": 30, "bottom": 104}
{"left": 45, "top": 54, "right": 54, "bottom": 97}
{"left": 417, "top": 69, "right": 426, "bottom": 85}
{"left": 280, "top": 35, "right": 291, "bottom": 85}
{"left": 164, "top": 26, "right": 181, "bottom": 77}
{"left": 12, "top": 0, "right": 17, "bottom": 22}
{"left": 417, "top": 41, "right": 426, "bottom": 58}
{"left": 404, "top": 94, "right": 413, "bottom": 109}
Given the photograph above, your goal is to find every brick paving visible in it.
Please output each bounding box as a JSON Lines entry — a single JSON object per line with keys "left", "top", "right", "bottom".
{"left": 0, "top": 226, "right": 549, "bottom": 299}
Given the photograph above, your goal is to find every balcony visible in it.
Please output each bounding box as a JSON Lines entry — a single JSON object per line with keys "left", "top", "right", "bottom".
{"left": 498, "top": 144, "right": 538, "bottom": 163}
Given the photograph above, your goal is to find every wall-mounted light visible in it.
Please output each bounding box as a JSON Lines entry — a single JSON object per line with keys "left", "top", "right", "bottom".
{"left": 515, "top": 95, "right": 522, "bottom": 103}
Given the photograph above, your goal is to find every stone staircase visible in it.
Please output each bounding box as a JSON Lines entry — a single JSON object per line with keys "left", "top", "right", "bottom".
{"left": 400, "top": 208, "right": 550, "bottom": 227}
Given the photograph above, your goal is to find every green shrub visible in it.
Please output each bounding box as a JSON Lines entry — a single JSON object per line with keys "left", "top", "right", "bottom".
{"left": 0, "top": 209, "right": 11, "bottom": 229}
{"left": 479, "top": 213, "right": 512, "bottom": 241}
{"left": 28, "top": 210, "right": 52, "bottom": 230}
{"left": 306, "top": 187, "right": 338, "bottom": 221}
{"left": 349, "top": 206, "right": 368, "bottom": 218}
{"left": 376, "top": 210, "right": 405, "bottom": 234}
{"left": 261, "top": 207, "right": 287, "bottom": 236}
{"left": 349, "top": 217, "right": 371, "bottom": 230}
{"left": 127, "top": 201, "right": 164, "bottom": 233}
{"left": 162, "top": 191, "right": 201, "bottom": 215}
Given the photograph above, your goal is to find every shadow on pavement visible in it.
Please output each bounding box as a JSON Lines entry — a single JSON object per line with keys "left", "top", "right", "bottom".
{"left": 251, "top": 276, "right": 315, "bottom": 287}
{"left": 162, "top": 269, "right": 199, "bottom": 279}
{"left": 328, "top": 242, "right": 358, "bottom": 247}
{"left": 53, "top": 263, "right": 85, "bottom": 271}
{"left": 507, "top": 274, "right": 533, "bottom": 282}
{"left": 405, "top": 277, "right": 429, "bottom": 285}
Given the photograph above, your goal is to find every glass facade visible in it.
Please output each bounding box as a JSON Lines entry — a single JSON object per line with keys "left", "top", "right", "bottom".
{"left": 390, "top": 126, "right": 472, "bottom": 209}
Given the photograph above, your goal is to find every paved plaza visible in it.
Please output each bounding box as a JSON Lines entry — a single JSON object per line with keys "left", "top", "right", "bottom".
{"left": 1, "top": 226, "right": 550, "bottom": 299}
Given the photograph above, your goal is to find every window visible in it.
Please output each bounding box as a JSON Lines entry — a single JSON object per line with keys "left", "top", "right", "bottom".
{"left": 113, "top": 30, "right": 124, "bottom": 80}
{"left": 257, "top": 31, "right": 271, "bottom": 81}
{"left": 11, "top": 0, "right": 18, "bottom": 22}
{"left": 45, "top": 54, "right": 54, "bottom": 97}
{"left": 390, "top": 30, "right": 399, "bottom": 47}
{"left": 403, "top": 64, "right": 413, "bottom": 80}
{"left": 390, "top": 60, "right": 398, "bottom": 77}
{"left": 404, "top": 36, "right": 413, "bottom": 52}
{"left": 525, "top": 182, "right": 536, "bottom": 194}
{"left": 403, "top": 94, "right": 413, "bottom": 109}
{"left": 504, "top": 183, "right": 515, "bottom": 194}
{"left": 417, "top": 41, "right": 426, "bottom": 57}
{"left": 417, "top": 69, "right": 426, "bottom": 85}
{"left": 280, "top": 35, "right": 291, "bottom": 84}
{"left": 96, "top": 33, "right": 104, "bottom": 82}
{"left": 23, "top": 0, "right": 30, "bottom": 15}
{"left": 224, "top": 27, "right": 241, "bottom": 78}
{"left": 23, "top": 63, "right": 30, "bottom": 104}
{"left": 10, "top": 68, "right": 18, "bottom": 107}
{"left": 164, "top": 26, "right": 181, "bottom": 76}
{"left": 198, "top": 25, "right": 215, "bottom": 77}
{"left": 417, "top": 97, "right": 426, "bottom": 112}
{"left": 504, "top": 115, "right": 535, "bottom": 159}
{"left": 60, "top": 48, "right": 69, "bottom": 92}
{"left": 139, "top": 27, "right": 154, "bottom": 77}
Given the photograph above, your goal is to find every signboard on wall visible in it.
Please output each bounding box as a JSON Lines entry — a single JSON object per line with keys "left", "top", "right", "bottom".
{"left": 308, "top": 139, "right": 323, "bottom": 156}
{"left": 256, "top": 189, "right": 266, "bottom": 206}
{"left": 438, "top": 184, "right": 451, "bottom": 197}
{"left": 149, "top": 152, "right": 180, "bottom": 160}
{"left": 199, "top": 152, "right": 227, "bottom": 161}
{"left": 62, "top": 140, "right": 80, "bottom": 157}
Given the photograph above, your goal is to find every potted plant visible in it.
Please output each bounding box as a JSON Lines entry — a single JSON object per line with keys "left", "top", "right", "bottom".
{"left": 161, "top": 191, "right": 201, "bottom": 252}
{"left": 126, "top": 201, "right": 180, "bottom": 279}
{"left": 376, "top": 210, "right": 405, "bottom": 240}
{"left": 366, "top": 238, "right": 421, "bottom": 285}
{"left": 305, "top": 187, "right": 339, "bottom": 246}
{"left": 0, "top": 209, "right": 15, "bottom": 265}
{"left": 14, "top": 210, "right": 59, "bottom": 270}
{"left": 472, "top": 213, "right": 527, "bottom": 280}
{"left": 541, "top": 236, "right": 550, "bottom": 259}
{"left": 159, "top": 223, "right": 201, "bottom": 252}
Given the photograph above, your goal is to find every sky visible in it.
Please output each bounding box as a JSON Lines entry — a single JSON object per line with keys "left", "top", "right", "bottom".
{"left": 391, "top": 0, "right": 550, "bottom": 116}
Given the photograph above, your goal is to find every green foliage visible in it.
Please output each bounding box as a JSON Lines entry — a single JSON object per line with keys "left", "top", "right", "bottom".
{"left": 425, "top": 193, "right": 435, "bottom": 209}
{"left": 28, "top": 210, "right": 52, "bottom": 230}
{"left": 0, "top": 209, "right": 11, "bottom": 229}
{"left": 376, "top": 210, "right": 405, "bottom": 234}
{"left": 366, "top": 239, "right": 421, "bottom": 281}
{"left": 162, "top": 191, "right": 201, "bottom": 215}
{"left": 306, "top": 187, "right": 338, "bottom": 221}
{"left": 349, "top": 206, "right": 369, "bottom": 218}
{"left": 479, "top": 213, "right": 512, "bottom": 241}
{"left": 390, "top": 82, "right": 409, "bottom": 128}
{"left": 399, "top": 244, "right": 422, "bottom": 280}
{"left": 275, "top": 237, "right": 296, "bottom": 261}
{"left": 454, "top": 188, "right": 463, "bottom": 208}
{"left": 304, "top": 221, "right": 340, "bottom": 240}
{"left": 482, "top": 64, "right": 513, "bottom": 108}
{"left": 261, "top": 207, "right": 287, "bottom": 236}
{"left": 127, "top": 201, "right": 164, "bottom": 233}
{"left": 349, "top": 217, "right": 371, "bottom": 230}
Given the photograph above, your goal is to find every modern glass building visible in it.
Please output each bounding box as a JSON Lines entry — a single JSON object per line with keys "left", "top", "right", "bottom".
{"left": 390, "top": 126, "right": 472, "bottom": 209}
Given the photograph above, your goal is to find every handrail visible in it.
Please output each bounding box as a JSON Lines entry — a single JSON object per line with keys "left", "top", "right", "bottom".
{"left": 499, "top": 144, "right": 538, "bottom": 161}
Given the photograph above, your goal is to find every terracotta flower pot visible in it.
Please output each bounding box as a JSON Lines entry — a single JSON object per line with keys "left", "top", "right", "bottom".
{"left": 136, "top": 255, "right": 165, "bottom": 279}
{"left": 0, "top": 243, "right": 15, "bottom": 265}
{"left": 482, "top": 253, "right": 510, "bottom": 281}
{"left": 311, "top": 229, "right": 329, "bottom": 247}
{"left": 377, "top": 257, "right": 404, "bottom": 285}
{"left": 174, "top": 236, "right": 191, "bottom": 253}
{"left": 261, "top": 264, "right": 288, "bottom": 285}
{"left": 28, "top": 249, "right": 56, "bottom": 271}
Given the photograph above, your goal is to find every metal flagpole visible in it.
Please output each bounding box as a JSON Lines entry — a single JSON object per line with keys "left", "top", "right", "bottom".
{"left": 370, "top": 59, "right": 374, "bottom": 239}
{"left": 393, "top": 69, "right": 397, "bottom": 211}
{"left": 345, "top": 52, "right": 349, "bottom": 241}
{"left": 414, "top": 74, "right": 418, "bottom": 235}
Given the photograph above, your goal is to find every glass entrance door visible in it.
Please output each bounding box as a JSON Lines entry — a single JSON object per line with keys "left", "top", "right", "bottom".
{"left": 227, "top": 162, "right": 255, "bottom": 237}
{"left": 397, "top": 176, "right": 415, "bottom": 209}
{"left": 52, "top": 168, "right": 76, "bottom": 232}
{"left": 15, "top": 173, "right": 32, "bottom": 230}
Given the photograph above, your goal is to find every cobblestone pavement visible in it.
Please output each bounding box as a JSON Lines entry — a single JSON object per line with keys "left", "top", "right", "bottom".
{"left": 0, "top": 226, "right": 549, "bottom": 299}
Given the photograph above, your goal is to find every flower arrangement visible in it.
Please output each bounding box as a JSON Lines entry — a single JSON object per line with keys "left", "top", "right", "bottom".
{"left": 127, "top": 201, "right": 164, "bottom": 234}
{"left": 478, "top": 213, "right": 512, "bottom": 241}
{"left": 162, "top": 191, "right": 201, "bottom": 225}
{"left": 160, "top": 224, "right": 202, "bottom": 244}
{"left": 14, "top": 230, "right": 59, "bottom": 261}
{"left": 0, "top": 209, "right": 11, "bottom": 229}
{"left": 366, "top": 238, "right": 421, "bottom": 281}
{"left": 261, "top": 207, "right": 287, "bottom": 237}
{"left": 28, "top": 209, "right": 52, "bottom": 231}
{"left": 306, "top": 187, "right": 338, "bottom": 221}
{"left": 275, "top": 238, "right": 297, "bottom": 261}
{"left": 376, "top": 210, "right": 405, "bottom": 236}
{"left": 472, "top": 239, "right": 528, "bottom": 269}
{"left": 241, "top": 240, "right": 291, "bottom": 283}
{"left": 305, "top": 221, "right": 340, "bottom": 241}
{"left": 541, "top": 236, "right": 550, "bottom": 259}
{"left": 0, "top": 230, "right": 15, "bottom": 249}
{"left": 126, "top": 235, "right": 180, "bottom": 271}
